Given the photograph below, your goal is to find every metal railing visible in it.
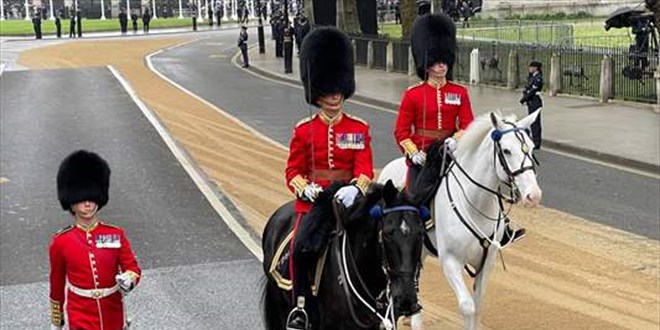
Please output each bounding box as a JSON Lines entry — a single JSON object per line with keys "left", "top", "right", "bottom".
{"left": 372, "top": 39, "right": 388, "bottom": 70}
{"left": 391, "top": 39, "right": 410, "bottom": 73}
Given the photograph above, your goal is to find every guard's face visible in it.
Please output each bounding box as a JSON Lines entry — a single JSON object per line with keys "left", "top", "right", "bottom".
{"left": 528, "top": 66, "right": 537, "bottom": 74}
{"left": 317, "top": 93, "right": 343, "bottom": 113}
{"left": 426, "top": 62, "right": 448, "bottom": 79}
{"left": 71, "top": 201, "right": 98, "bottom": 220}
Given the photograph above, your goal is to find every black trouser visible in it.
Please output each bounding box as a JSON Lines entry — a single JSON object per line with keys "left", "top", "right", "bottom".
{"left": 192, "top": 17, "right": 197, "bottom": 31}
{"left": 527, "top": 96, "right": 543, "bottom": 149}
{"left": 406, "top": 144, "right": 452, "bottom": 206}
{"left": 69, "top": 22, "right": 75, "bottom": 38}
{"left": 120, "top": 22, "right": 127, "bottom": 33}
{"left": 77, "top": 20, "right": 82, "bottom": 37}
{"left": 56, "top": 22, "right": 61, "bottom": 38}
{"left": 143, "top": 22, "right": 149, "bottom": 33}
{"left": 275, "top": 37, "right": 283, "bottom": 57}
{"left": 33, "top": 22, "right": 42, "bottom": 39}
{"left": 239, "top": 44, "right": 249, "bottom": 66}
{"left": 132, "top": 21, "right": 138, "bottom": 32}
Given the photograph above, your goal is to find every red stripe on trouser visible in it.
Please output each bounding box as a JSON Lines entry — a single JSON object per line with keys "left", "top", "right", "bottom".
{"left": 289, "top": 212, "right": 305, "bottom": 298}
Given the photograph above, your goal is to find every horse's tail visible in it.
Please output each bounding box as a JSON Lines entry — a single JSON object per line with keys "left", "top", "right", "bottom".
{"left": 261, "top": 275, "right": 284, "bottom": 330}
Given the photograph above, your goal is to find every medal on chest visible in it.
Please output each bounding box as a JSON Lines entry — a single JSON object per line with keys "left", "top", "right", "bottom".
{"left": 444, "top": 92, "right": 462, "bottom": 105}
{"left": 95, "top": 234, "right": 121, "bottom": 248}
{"left": 336, "top": 133, "right": 365, "bottom": 150}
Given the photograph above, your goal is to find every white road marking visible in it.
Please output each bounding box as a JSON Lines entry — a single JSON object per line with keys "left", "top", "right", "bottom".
{"left": 107, "top": 64, "right": 264, "bottom": 262}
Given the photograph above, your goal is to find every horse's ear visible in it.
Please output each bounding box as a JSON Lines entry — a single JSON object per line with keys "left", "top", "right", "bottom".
{"left": 383, "top": 180, "right": 398, "bottom": 205}
{"left": 490, "top": 111, "right": 506, "bottom": 131}
{"left": 516, "top": 109, "right": 541, "bottom": 129}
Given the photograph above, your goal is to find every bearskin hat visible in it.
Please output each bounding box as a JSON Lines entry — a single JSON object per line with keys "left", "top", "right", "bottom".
{"left": 57, "top": 150, "right": 111, "bottom": 211}
{"left": 299, "top": 27, "right": 355, "bottom": 107}
{"left": 411, "top": 13, "right": 457, "bottom": 80}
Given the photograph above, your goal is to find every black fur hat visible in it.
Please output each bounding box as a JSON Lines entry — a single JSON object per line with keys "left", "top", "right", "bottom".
{"left": 411, "top": 13, "right": 457, "bottom": 80}
{"left": 299, "top": 27, "right": 355, "bottom": 107}
{"left": 57, "top": 150, "right": 111, "bottom": 212}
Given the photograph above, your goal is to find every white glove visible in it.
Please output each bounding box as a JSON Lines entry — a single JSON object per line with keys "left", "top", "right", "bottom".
{"left": 115, "top": 272, "right": 134, "bottom": 292}
{"left": 410, "top": 150, "right": 427, "bottom": 166}
{"left": 444, "top": 137, "right": 457, "bottom": 154}
{"left": 335, "top": 185, "right": 360, "bottom": 208}
{"left": 50, "top": 325, "right": 62, "bottom": 330}
{"left": 302, "top": 183, "right": 323, "bottom": 202}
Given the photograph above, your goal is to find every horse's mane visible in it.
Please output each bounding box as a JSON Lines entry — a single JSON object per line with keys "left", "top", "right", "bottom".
{"left": 455, "top": 111, "right": 517, "bottom": 159}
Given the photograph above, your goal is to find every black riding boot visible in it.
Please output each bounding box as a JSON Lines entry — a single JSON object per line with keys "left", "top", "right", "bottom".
{"left": 500, "top": 220, "right": 526, "bottom": 248}
{"left": 287, "top": 257, "right": 314, "bottom": 330}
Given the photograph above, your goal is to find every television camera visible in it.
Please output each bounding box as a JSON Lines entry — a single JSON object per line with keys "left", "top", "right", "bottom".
{"left": 605, "top": 6, "right": 659, "bottom": 79}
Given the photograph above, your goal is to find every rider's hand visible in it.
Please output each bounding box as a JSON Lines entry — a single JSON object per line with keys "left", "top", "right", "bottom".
{"left": 410, "top": 150, "right": 427, "bottom": 166}
{"left": 444, "top": 137, "right": 457, "bottom": 154}
{"left": 335, "top": 185, "right": 360, "bottom": 208}
{"left": 301, "top": 183, "right": 323, "bottom": 203}
{"left": 115, "top": 272, "right": 134, "bottom": 292}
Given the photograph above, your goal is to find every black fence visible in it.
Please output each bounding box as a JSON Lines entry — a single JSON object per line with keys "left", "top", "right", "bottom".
{"left": 353, "top": 37, "right": 369, "bottom": 66}
{"left": 349, "top": 34, "right": 658, "bottom": 104}
{"left": 391, "top": 40, "right": 410, "bottom": 73}
{"left": 372, "top": 39, "right": 388, "bottom": 70}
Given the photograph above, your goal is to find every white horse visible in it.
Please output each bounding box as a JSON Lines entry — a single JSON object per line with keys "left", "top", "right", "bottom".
{"left": 378, "top": 110, "right": 543, "bottom": 330}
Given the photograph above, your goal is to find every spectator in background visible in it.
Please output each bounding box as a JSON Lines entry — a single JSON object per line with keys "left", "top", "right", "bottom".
{"left": 142, "top": 8, "right": 151, "bottom": 33}
{"left": 131, "top": 10, "right": 139, "bottom": 33}
{"left": 76, "top": 9, "right": 82, "bottom": 37}
{"left": 68, "top": 7, "right": 76, "bottom": 38}
{"left": 118, "top": 8, "right": 128, "bottom": 34}
{"left": 55, "top": 9, "right": 62, "bottom": 38}
{"left": 32, "top": 8, "right": 42, "bottom": 39}
{"left": 520, "top": 61, "right": 544, "bottom": 149}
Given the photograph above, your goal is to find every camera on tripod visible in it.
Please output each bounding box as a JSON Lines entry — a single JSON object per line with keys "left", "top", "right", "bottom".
{"left": 605, "top": 7, "right": 659, "bottom": 79}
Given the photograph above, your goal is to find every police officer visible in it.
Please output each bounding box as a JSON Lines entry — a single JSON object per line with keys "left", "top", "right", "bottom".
{"left": 238, "top": 26, "right": 249, "bottom": 68}
{"left": 286, "top": 27, "right": 374, "bottom": 330}
{"left": 131, "top": 10, "right": 139, "bottom": 33}
{"left": 118, "top": 8, "right": 128, "bottom": 34}
{"left": 191, "top": 3, "right": 198, "bottom": 31}
{"left": 68, "top": 7, "right": 76, "bottom": 38}
{"left": 520, "top": 61, "right": 543, "bottom": 149}
{"left": 32, "top": 8, "right": 42, "bottom": 39}
{"left": 215, "top": 0, "right": 223, "bottom": 26}
{"left": 142, "top": 8, "right": 151, "bottom": 33}
{"left": 50, "top": 150, "right": 141, "bottom": 330}
{"left": 395, "top": 14, "right": 524, "bottom": 247}
{"left": 76, "top": 9, "right": 82, "bottom": 37}
{"left": 54, "top": 9, "right": 62, "bottom": 38}
{"left": 208, "top": 4, "right": 214, "bottom": 27}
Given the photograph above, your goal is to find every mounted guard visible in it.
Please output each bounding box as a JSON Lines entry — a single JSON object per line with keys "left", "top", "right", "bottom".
{"left": 285, "top": 27, "right": 374, "bottom": 330}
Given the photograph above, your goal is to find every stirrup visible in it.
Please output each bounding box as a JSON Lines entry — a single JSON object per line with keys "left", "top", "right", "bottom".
{"left": 500, "top": 226, "right": 526, "bottom": 249}
{"left": 286, "top": 296, "right": 309, "bottom": 330}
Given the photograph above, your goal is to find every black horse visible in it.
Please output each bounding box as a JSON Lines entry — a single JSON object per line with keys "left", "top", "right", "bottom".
{"left": 261, "top": 181, "right": 428, "bottom": 330}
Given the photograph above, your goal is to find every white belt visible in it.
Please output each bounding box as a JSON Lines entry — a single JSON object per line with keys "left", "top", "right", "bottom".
{"left": 69, "top": 284, "right": 120, "bottom": 299}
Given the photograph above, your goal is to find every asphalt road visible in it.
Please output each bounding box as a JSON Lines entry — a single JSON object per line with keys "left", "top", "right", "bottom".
{"left": 0, "top": 68, "right": 263, "bottom": 329}
{"left": 151, "top": 30, "right": 659, "bottom": 240}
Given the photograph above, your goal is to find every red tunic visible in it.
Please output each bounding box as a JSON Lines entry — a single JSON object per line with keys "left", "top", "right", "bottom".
{"left": 394, "top": 80, "right": 474, "bottom": 155}
{"left": 49, "top": 221, "right": 141, "bottom": 330}
{"left": 285, "top": 111, "right": 374, "bottom": 213}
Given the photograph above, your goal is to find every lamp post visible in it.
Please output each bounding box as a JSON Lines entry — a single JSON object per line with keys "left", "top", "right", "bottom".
{"left": 126, "top": 0, "right": 131, "bottom": 17}
{"left": 100, "top": 0, "right": 106, "bottom": 19}
{"left": 257, "top": 0, "right": 264, "bottom": 53}
{"left": 1, "top": 0, "right": 4, "bottom": 21}
{"left": 152, "top": 0, "right": 158, "bottom": 18}
{"left": 49, "top": 0, "right": 55, "bottom": 19}
{"left": 197, "top": 0, "right": 203, "bottom": 22}
{"left": 24, "top": 0, "right": 30, "bottom": 20}
{"left": 178, "top": 0, "right": 183, "bottom": 18}
{"left": 283, "top": 0, "right": 293, "bottom": 73}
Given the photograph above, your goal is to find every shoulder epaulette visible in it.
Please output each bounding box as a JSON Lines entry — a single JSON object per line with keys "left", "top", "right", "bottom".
{"left": 448, "top": 81, "right": 468, "bottom": 89}
{"left": 100, "top": 221, "right": 121, "bottom": 230}
{"left": 53, "top": 225, "right": 74, "bottom": 237}
{"left": 344, "top": 113, "right": 368, "bottom": 126}
{"left": 407, "top": 81, "right": 425, "bottom": 91}
{"left": 295, "top": 114, "right": 316, "bottom": 128}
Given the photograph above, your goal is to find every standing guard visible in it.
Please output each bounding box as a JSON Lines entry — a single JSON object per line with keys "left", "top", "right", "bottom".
{"left": 520, "top": 61, "right": 544, "bottom": 149}
{"left": 49, "top": 150, "right": 141, "bottom": 330}
{"left": 118, "top": 8, "right": 128, "bottom": 34}
{"left": 285, "top": 27, "right": 374, "bottom": 330}
{"left": 76, "top": 9, "right": 82, "bottom": 37}
{"left": 32, "top": 8, "right": 42, "bottom": 39}
{"left": 54, "top": 9, "right": 62, "bottom": 38}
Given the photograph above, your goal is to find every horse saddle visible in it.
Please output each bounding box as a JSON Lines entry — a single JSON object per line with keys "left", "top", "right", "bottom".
{"left": 268, "top": 230, "right": 329, "bottom": 296}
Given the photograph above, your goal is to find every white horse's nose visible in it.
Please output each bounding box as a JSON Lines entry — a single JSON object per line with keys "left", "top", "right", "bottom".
{"left": 523, "top": 188, "right": 542, "bottom": 207}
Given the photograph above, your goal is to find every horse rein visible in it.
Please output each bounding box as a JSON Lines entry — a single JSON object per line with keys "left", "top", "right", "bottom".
{"left": 442, "top": 123, "right": 537, "bottom": 276}
{"left": 332, "top": 202, "right": 425, "bottom": 329}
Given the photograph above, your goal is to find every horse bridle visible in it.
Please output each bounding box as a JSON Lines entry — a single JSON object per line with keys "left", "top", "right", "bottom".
{"left": 334, "top": 203, "right": 426, "bottom": 329}
{"left": 442, "top": 122, "right": 538, "bottom": 276}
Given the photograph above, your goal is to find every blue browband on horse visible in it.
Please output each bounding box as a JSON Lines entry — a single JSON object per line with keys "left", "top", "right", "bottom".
{"left": 490, "top": 127, "right": 529, "bottom": 141}
{"left": 370, "top": 205, "right": 432, "bottom": 221}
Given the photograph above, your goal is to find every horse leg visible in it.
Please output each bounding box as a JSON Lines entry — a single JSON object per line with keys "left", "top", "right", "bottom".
{"left": 441, "top": 255, "right": 476, "bottom": 330}
{"left": 472, "top": 249, "right": 497, "bottom": 328}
